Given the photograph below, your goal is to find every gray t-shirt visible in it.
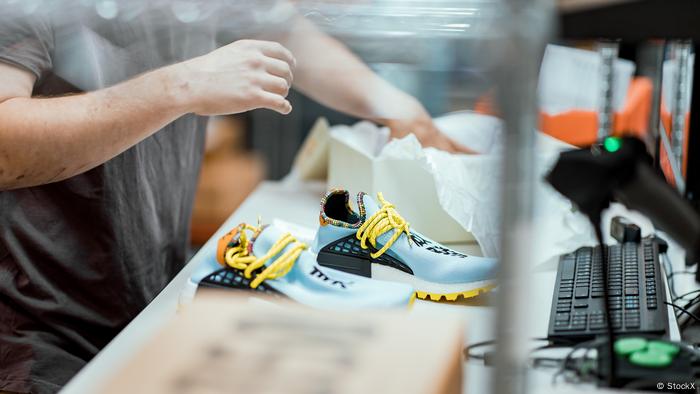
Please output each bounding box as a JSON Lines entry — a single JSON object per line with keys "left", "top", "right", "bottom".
{"left": 0, "top": 8, "right": 215, "bottom": 394}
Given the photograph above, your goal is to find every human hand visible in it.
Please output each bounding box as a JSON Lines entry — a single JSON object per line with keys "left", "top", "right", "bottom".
{"left": 169, "top": 39, "right": 296, "bottom": 116}
{"left": 383, "top": 99, "right": 475, "bottom": 154}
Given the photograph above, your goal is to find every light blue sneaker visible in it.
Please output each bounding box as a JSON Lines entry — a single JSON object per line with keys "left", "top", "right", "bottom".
{"left": 313, "top": 190, "right": 498, "bottom": 301}
{"left": 190, "top": 222, "right": 416, "bottom": 309}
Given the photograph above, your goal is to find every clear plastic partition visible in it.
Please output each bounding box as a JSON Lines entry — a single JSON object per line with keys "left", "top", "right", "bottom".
{"left": 0, "top": 1, "right": 551, "bottom": 394}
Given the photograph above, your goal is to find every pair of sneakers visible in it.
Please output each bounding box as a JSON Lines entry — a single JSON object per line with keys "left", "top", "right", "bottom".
{"left": 191, "top": 190, "right": 497, "bottom": 309}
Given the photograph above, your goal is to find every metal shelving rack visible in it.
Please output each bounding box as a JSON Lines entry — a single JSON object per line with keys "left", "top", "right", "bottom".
{"left": 494, "top": 1, "right": 700, "bottom": 392}
{"left": 559, "top": 0, "right": 700, "bottom": 210}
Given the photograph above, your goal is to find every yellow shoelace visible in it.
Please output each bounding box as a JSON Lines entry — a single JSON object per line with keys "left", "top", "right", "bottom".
{"left": 356, "top": 192, "right": 411, "bottom": 259}
{"left": 223, "top": 224, "right": 307, "bottom": 289}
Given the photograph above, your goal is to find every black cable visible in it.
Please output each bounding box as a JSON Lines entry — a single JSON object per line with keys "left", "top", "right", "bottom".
{"left": 676, "top": 295, "right": 700, "bottom": 329}
{"left": 579, "top": 346, "right": 603, "bottom": 381}
{"left": 665, "top": 301, "right": 700, "bottom": 324}
{"left": 682, "top": 296, "right": 700, "bottom": 313}
{"left": 662, "top": 253, "right": 700, "bottom": 323}
{"left": 664, "top": 255, "right": 694, "bottom": 301}
{"left": 673, "top": 288, "right": 700, "bottom": 302}
{"left": 552, "top": 338, "right": 602, "bottom": 385}
{"left": 463, "top": 339, "right": 496, "bottom": 361}
{"left": 669, "top": 270, "right": 695, "bottom": 276}
{"left": 680, "top": 293, "right": 700, "bottom": 310}
{"left": 463, "top": 337, "right": 551, "bottom": 362}
{"left": 671, "top": 287, "right": 700, "bottom": 325}
{"left": 662, "top": 254, "right": 679, "bottom": 300}
{"left": 593, "top": 222, "right": 616, "bottom": 387}
{"left": 531, "top": 357, "right": 566, "bottom": 369}
{"left": 668, "top": 270, "right": 694, "bottom": 281}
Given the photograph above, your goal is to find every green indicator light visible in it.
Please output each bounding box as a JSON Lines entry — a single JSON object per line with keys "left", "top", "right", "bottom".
{"left": 647, "top": 341, "right": 680, "bottom": 357}
{"left": 604, "top": 137, "right": 622, "bottom": 152}
{"left": 629, "top": 350, "right": 672, "bottom": 368}
{"left": 614, "top": 337, "right": 648, "bottom": 356}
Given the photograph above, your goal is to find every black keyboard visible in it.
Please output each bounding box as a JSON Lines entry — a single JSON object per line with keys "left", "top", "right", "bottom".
{"left": 548, "top": 238, "right": 669, "bottom": 343}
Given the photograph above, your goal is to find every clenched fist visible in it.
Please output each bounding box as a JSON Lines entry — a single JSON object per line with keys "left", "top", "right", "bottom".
{"left": 168, "top": 39, "right": 296, "bottom": 116}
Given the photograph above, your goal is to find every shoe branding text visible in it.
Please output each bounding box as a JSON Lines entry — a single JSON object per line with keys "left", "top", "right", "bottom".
{"left": 411, "top": 234, "right": 469, "bottom": 259}
{"left": 310, "top": 266, "right": 352, "bottom": 289}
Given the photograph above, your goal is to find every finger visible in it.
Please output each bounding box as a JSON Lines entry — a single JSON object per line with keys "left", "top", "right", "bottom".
{"left": 423, "top": 123, "right": 476, "bottom": 154}
{"left": 449, "top": 138, "right": 478, "bottom": 154}
{"left": 254, "top": 90, "right": 292, "bottom": 115}
{"left": 434, "top": 137, "right": 454, "bottom": 153}
{"left": 259, "top": 75, "right": 290, "bottom": 96}
{"left": 255, "top": 41, "right": 296, "bottom": 67}
{"left": 420, "top": 132, "right": 458, "bottom": 153}
{"left": 263, "top": 57, "right": 293, "bottom": 86}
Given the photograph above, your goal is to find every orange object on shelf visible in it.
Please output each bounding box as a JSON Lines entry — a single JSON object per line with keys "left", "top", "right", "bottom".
{"left": 475, "top": 77, "right": 654, "bottom": 147}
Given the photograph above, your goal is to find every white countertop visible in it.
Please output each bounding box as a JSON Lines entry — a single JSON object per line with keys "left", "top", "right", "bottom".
{"left": 61, "top": 180, "right": 690, "bottom": 394}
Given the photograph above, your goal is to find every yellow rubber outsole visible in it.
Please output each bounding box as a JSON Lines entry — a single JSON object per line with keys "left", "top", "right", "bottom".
{"left": 415, "top": 284, "right": 496, "bottom": 302}
{"left": 407, "top": 292, "right": 417, "bottom": 309}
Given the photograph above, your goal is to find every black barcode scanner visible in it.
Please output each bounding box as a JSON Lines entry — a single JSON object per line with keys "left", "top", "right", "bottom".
{"left": 546, "top": 136, "right": 700, "bottom": 386}
{"left": 547, "top": 136, "right": 700, "bottom": 273}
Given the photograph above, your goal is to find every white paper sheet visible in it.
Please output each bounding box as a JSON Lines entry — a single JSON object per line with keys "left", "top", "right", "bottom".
{"left": 538, "top": 44, "right": 635, "bottom": 115}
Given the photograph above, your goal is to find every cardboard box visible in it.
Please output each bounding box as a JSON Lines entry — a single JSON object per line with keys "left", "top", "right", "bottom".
{"left": 328, "top": 132, "right": 473, "bottom": 244}
{"left": 98, "top": 292, "right": 463, "bottom": 394}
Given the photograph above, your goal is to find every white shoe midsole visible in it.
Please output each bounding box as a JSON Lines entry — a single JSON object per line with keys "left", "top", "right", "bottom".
{"left": 371, "top": 264, "right": 496, "bottom": 294}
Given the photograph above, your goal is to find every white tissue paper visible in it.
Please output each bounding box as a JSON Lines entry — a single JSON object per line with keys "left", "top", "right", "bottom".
{"left": 330, "top": 111, "right": 595, "bottom": 264}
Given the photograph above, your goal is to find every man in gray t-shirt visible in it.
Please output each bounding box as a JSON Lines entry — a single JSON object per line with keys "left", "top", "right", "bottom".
{"left": 0, "top": 2, "right": 466, "bottom": 393}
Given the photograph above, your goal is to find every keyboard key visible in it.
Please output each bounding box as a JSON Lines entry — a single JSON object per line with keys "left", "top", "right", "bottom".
{"left": 549, "top": 242, "right": 668, "bottom": 340}
{"left": 561, "top": 259, "right": 575, "bottom": 280}
{"left": 625, "top": 320, "right": 641, "bottom": 329}
{"left": 575, "top": 288, "right": 589, "bottom": 298}
{"left": 554, "top": 325, "right": 580, "bottom": 332}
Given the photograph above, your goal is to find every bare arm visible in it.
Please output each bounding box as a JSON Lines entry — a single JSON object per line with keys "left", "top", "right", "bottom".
{"left": 279, "top": 18, "right": 406, "bottom": 121}
{"left": 278, "top": 16, "right": 472, "bottom": 153}
{"left": 0, "top": 64, "right": 187, "bottom": 189}
{"left": 0, "top": 40, "right": 295, "bottom": 190}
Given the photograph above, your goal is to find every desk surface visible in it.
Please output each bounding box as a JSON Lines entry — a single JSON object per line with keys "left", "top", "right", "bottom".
{"left": 62, "top": 180, "right": 688, "bottom": 394}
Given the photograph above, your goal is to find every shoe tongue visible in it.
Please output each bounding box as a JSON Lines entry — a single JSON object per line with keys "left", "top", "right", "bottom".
{"left": 358, "top": 192, "right": 380, "bottom": 218}
{"left": 251, "top": 225, "right": 288, "bottom": 260}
